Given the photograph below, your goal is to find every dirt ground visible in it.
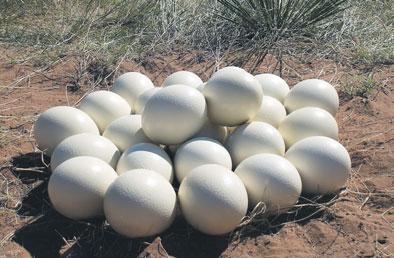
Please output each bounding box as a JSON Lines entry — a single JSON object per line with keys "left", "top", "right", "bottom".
{"left": 0, "top": 47, "right": 393, "bottom": 258}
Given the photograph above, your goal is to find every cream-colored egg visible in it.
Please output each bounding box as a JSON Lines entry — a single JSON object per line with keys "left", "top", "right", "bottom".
{"left": 104, "top": 169, "right": 177, "bottom": 238}
{"left": 252, "top": 96, "right": 287, "bottom": 128}
{"left": 33, "top": 106, "right": 99, "bottom": 155}
{"left": 134, "top": 87, "right": 160, "bottom": 114}
{"left": 211, "top": 66, "right": 246, "bottom": 79}
{"left": 285, "top": 136, "right": 351, "bottom": 194}
{"left": 102, "top": 115, "right": 151, "bottom": 152}
{"left": 175, "top": 138, "right": 232, "bottom": 182}
{"left": 203, "top": 67, "right": 263, "bottom": 126}
{"left": 278, "top": 107, "right": 338, "bottom": 148}
{"left": 193, "top": 121, "right": 228, "bottom": 143}
{"left": 225, "top": 122, "right": 285, "bottom": 167}
{"left": 48, "top": 156, "right": 118, "bottom": 220}
{"left": 284, "top": 79, "right": 339, "bottom": 115}
{"left": 116, "top": 143, "right": 173, "bottom": 182}
{"left": 196, "top": 82, "right": 206, "bottom": 92}
{"left": 78, "top": 90, "right": 131, "bottom": 133}
{"left": 178, "top": 164, "right": 248, "bottom": 235}
{"left": 111, "top": 72, "right": 154, "bottom": 112}
{"left": 162, "top": 71, "right": 203, "bottom": 88}
{"left": 235, "top": 154, "right": 302, "bottom": 214}
{"left": 142, "top": 84, "right": 206, "bottom": 145}
{"left": 51, "top": 133, "right": 120, "bottom": 170}
{"left": 255, "top": 73, "right": 289, "bottom": 103}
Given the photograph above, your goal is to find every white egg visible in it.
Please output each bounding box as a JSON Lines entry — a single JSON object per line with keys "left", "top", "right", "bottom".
{"left": 102, "top": 115, "right": 151, "bottom": 152}
{"left": 178, "top": 164, "right": 248, "bottom": 235}
{"left": 225, "top": 122, "right": 285, "bottom": 167}
{"left": 111, "top": 72, "right": 154, "bottom": 112}
{"left": 78, "top": 90, "right": 131, "bottom": 133}
{"left": 285, "top": 136, "right": 351, "bottom": 194}
{"left": 252, "top": 96, "right": 287, "bottom": 128}
{"left": 211, "top": 66, "right": 246, "bottom": 79}
{"left": 104, "top": 169, "right": 177, "bottom": 238}
{"left": 33, "top": 106, "right": 99, "bottom": 155}
{"left": 203, "top": 67, "right": 263, "bottom": 126}
{"left": 284, "top": 79, "right": 339, "bottom": 115}
{"left": 235, "top": 154, "right": 302, "bottom": 214}
{"left": 48, "top": 156, "right": 118, "bottom": 220}
{"left": 278, "top": 107, "right": 338, "bottom": 148}
{"left": 116, "top": 143, "right": 173, "bottom": 182}
{"left": 142, "top": 84, "right": 206, "bottom": 145}
{"left": 134, "top": 87, "right": 160, "bottom": 114}
{"left": 196, "top": 82, "right": 206, "bottom": 92}
{"left": 255, "top": 73, "right": 289, "bottom": 103}
{"left": 174, "top": 138, "right": 232, "bottom": 182}
{"left": 162, "top": 71, "right": 203, "bottom": 88}
{"left": 51, "top": 133, "right": 120, "bottom": 170}
{"left": 193, "top": 121, "right": 228, "bottom": 143}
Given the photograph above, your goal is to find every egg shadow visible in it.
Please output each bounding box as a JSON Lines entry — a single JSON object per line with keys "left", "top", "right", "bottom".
{"left": 10, "top": 152, "right": 337, "bottom": 258}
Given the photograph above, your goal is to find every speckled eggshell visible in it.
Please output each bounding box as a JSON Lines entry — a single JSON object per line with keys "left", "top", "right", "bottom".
{"left": 285, "top": 136, "right": 351, "bottom": 194}
{"left": 284, "top": 79, "right": 339, "bottom": 115}
{"left": 174, "top": 137, "right": 232, "bottom": 182}
{"left": 33, "top": 106, "right": 99, "bottom": 155}
{"left": 252, "top": 96, "right": 287, "bottom": 128}
{"left": 203, "top": 67, "right": 263, "bottom": 126}
{"left": 116, "top": 143, "right": 173, "bottom": 182}
{"left": 178, "top": 164, "right": 248, "bottom": 235}
{"left": 103, "top": 115, "right": 151, "bottom": 152}
{"left": 51, "top": 133, "right": 120, "bottom": 170}
{"left": 142, "top": 84, "right": 206, "bottom": 145}
{"left": 134, "top": 87, "right": 160, "bottom": 114}
{"left": 255, "top": 73, "right": 289, "bottom": 103}
{"left": 78, "top": 90, "right": 131, "bottom": 133}
{"left": 48, "top": 156, "right": 118, "bottom": 220}
{"left": 225, "top": 122, "right": 285, "bottom": 167}
{"left": 193, "top": 121, "right": 228, "bottom": 143}
{"left": 235, "top": 154, "right": 302, "bottom": 214}
{"left": 111, "top": 72, "right": 154, "bottom": 112}
{"left": 104, "top": 169, "right": 177, "bottom": 238}
{"left": 162, "top": 71, "right": 203, "bottom": 88}
{"left": 278, "top": 107, "right": 338, "bottom": 148}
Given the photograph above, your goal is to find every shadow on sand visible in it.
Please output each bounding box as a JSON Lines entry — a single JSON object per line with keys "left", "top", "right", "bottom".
{"left": 10, "top": 152, "right": 336, "bottom": 258}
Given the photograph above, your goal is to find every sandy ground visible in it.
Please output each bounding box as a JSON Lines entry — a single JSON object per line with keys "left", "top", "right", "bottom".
{"left": 0, "top": 48, "right": 393, "bottom": 257}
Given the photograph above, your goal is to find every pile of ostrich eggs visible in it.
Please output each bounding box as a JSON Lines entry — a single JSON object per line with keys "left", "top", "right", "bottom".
{"left": 34, "top": 69, "right": 350, "bottom": 239}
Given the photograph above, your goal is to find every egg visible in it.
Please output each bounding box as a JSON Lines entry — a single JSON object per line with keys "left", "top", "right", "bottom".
{"left": 116, "top": 143, "right": 173, "bottom": 182}
{"left": 203, "top": 67, "right": 263, "bottom": 126}
{"left": 178, "top": 164, "right": 248, "bottom": 235}
{"left": 225, "top": 122, "right": 285, "bottom": 167}
{"left": 33, "top": 106, "right": 99, "bottom": 155}
{"left": 162, "top": 71, "right": 203, "bottom": 88}
{"left": 78, "top": 90, "right": 131, "bottom": 133}
{"left": 102, "top": 115, "right": 151, "bottom": 152}
{"left": 142, "top": 84, "right": 206, "bottom": 145}
{"left": 235, "top": 154, "right": 302, "bottom": 214}
{"left": 285, "top": 136, "right": 351, "bottom": 194}
{"left": 196, "top": 82, "right": 206, "bottom": 92}
{"left": 51, "top": 133, "right": 120, "bottom": 170}
{"left": 255, "top": 73, "right": 289, "bottom": 103}
{"left": 104, "top": 169, "right": 177, "bottom": 238}
{"left": 48, "top": 156, "right": 118, "bottom": 220}
{"left": 174, "top": 138, "right": 232, "bottom": 182}
{"left": 211, "top": 66, "right": 246, "bottom": 79}
{"left": 193, "top": 121, "right": 228, "bottom": 143}
{"left": 284, "top": 79, "right": 339, "bottom": 115}
{"left": 134, "top": 87, "right": 160, "bottom": 114}
{"left": 111, "top": 72, "right": 154, "bottom": 112}
{"left": 252, "top": 96, "right": 287, "bottom": 128}
{"left": 278, "top": 107, "right": 338, "bottom": 148}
